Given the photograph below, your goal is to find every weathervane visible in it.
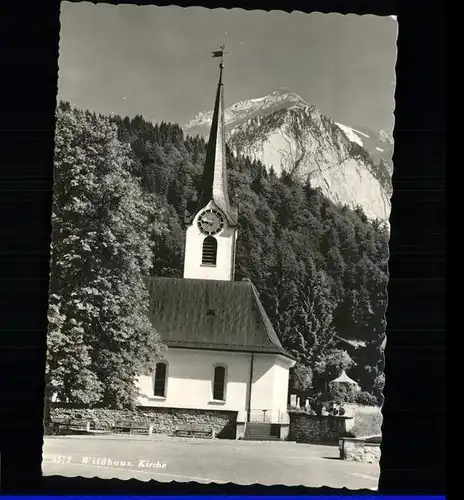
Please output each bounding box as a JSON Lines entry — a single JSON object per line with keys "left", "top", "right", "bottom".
{"left": 212, "top": 45, "right": 228, "bottom": 69}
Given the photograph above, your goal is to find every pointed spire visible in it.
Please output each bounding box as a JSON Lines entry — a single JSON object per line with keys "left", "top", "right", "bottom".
{"left": 196, "top": 50, "right": 237, "bottom": 225}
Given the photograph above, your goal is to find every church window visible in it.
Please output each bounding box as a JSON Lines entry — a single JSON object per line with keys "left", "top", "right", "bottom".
{"left": 213, "top": 365, "right": 227, "bottom": 401}
{"left": 153, "top": 362, "right": 168, "bottom": 397}
{"left": 202, "top": 236, "right": 217, "bottom": 266}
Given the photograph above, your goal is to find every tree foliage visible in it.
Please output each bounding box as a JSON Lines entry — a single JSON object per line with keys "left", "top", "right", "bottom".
{"left": 46, "top": 104, "right": 166, "bottom": 409}
{"left": 355, "top": 391, "right": 380, "bottom": 406}
{"left": 289, "top": 364, "right": 313, "bottom": 396}
{"left": 314, "top": 349, "right": 356, "bottom": 384}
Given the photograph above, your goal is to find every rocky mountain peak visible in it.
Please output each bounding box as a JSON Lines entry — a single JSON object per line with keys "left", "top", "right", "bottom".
{"left": 183, "top": 90, "right": 393, "bottom": 222}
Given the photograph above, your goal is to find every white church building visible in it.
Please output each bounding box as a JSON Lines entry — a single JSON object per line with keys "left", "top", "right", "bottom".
{"left": 136, "top": 52, "right": 296, "bottom": 438}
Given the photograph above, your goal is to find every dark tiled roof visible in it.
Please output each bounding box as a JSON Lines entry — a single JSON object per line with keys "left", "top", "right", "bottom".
{"left": 145, "top": 277, "right": 293, "bottom": 359}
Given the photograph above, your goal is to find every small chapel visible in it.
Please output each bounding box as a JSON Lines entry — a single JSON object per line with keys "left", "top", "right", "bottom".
{"left": 136, "top": 50, "right": 296, "bottom": 439}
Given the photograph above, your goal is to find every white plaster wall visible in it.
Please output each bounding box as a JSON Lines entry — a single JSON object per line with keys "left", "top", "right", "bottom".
{"left": 249, "top": 354, "right": 279, "bottom": 421}
{"left": 183, "top": 202, "right": 237, "bottom": 282}
{"left": 250, "top": 355, "right": 293, "bottom": 423}
{"left": 137, "top": 348, "right": 250, "bottom": 412}
{"left": 273, "top": 357, "right": 292, "bottom": 413}
{"left": 137, "top": 349, "right": 293, "bottom": 423}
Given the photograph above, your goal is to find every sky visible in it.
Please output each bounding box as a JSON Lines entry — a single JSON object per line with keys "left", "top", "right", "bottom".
{"left": 58, "top": 2, "right": 398, "bottom": 134}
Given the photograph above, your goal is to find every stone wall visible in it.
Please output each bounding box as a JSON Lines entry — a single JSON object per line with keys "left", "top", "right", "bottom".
{"left": 50, "top": 404, "right": 238, "bottom": 439}
{"left": 341, "top": 438, "right": 381, "bottom": 463}
{"left": 288, "top": 411, "right": 352, "bottom": 444}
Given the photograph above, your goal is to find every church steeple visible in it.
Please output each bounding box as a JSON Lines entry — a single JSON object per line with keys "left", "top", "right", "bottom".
{"left": 183, "top": 47, "right": 239, "bottom": 282}
{"left": 196, "top": 48, "right": 237, "bottom": 225}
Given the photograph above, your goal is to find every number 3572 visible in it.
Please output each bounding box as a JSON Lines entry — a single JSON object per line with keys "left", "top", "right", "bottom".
{"left": 51, "top": 455, "right": 72, "bottom": 464}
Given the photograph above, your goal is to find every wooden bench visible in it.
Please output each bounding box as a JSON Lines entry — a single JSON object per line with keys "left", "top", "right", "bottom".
{"left": 69, "top": 419, "right": 91, "bottom": 432}
{"left": 51, "top": 417, "right": 68, "bottom": 428}
{"left": 173, "top": 426, "right": 215, "bottom": 439}
{"left": 51, "top": 418, "right": 91, "bottom": 434}
{"left": 50, "top": 418, "right": 69, "bottom": 434}
{"left": 113, "top": 421, "right": 153, "bottom": 435}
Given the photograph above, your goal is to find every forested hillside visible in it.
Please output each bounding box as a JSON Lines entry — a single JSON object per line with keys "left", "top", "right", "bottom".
{"left": 111, "top": 108, "right": 388, "bottom": 405}
{"left": 50, "top": 102, "right": 388, "bottom": 408}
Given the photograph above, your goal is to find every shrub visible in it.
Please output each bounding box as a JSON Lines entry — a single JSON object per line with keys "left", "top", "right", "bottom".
{"left": 313, "top": 350, "right": 355, "bottom": 383}
{"left": 290, "top": 364, "right": 313, "bottom": 394}
{"left": 355, "top": 391, "right": 379, "bottom": 406}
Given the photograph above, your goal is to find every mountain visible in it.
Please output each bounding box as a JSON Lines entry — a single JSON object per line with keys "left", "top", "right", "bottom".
{"left": 184, "top": 87, "right": 308, "bottom": 136}
{"left": 183, "top": 89, "right": 393, "bottom": 222}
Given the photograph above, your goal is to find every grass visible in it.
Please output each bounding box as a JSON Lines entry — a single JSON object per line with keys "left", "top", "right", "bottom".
{"left": 349, "top": 406, "right": 383, "bottom": 437}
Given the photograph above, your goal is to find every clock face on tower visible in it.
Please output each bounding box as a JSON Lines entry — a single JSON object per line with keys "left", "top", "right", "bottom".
{"left": 197, "top": 208, "right": 225, "bottom": 236}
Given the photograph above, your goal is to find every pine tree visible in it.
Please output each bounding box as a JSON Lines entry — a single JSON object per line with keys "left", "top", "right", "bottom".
{"left": 47, "top": 105, "right": 165, "bottom": 410}
{"left": 301, "top": 268, "right": 337, "bottom": 363}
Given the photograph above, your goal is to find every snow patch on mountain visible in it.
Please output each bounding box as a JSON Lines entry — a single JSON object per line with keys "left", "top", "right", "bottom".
{"left": 335, "top": 123, "right": 365, "bottom": 147}
{"left": 185, "top": 88, "right": 309, "bottom": 134}
{"left": 379, "top": 129, "right": 393, "bottom": 144}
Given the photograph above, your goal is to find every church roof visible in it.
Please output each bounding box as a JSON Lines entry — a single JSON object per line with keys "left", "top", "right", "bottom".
{"left": 145, "top": 277, "right": 293, "bottom": 359}
{"left": 195, "top": 63, "right": 238, "bottom": 225}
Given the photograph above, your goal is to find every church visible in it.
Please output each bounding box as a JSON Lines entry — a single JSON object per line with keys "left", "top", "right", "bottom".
{"left": 136, "top": 51, "right": 296, "bottom": 438}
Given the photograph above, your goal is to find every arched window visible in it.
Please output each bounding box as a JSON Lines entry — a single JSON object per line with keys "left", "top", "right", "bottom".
{"left": 202, "top": 236, "right": 217, "bottom": 266}
{"left": 153, "top": 362, "right": 168, "bottom": 397}
{"left": 213, "top": 365, "right": 227, "bottom": 401}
